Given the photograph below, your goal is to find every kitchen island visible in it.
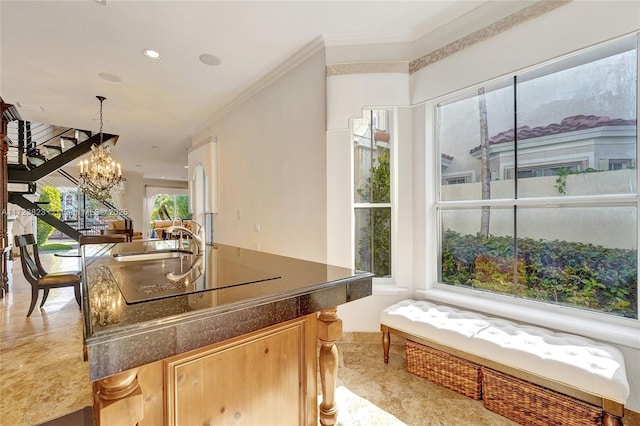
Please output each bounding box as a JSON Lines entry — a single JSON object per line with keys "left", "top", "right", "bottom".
{"left": 82, "top": 239, "right": 373, "bottom": 426}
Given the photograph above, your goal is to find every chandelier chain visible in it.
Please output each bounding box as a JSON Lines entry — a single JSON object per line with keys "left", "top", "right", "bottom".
{"left": 99, "top": 98, "right": 103, "bottom": 141}
{"left": 78, "top": 96, "right": 125, "bottom": 202}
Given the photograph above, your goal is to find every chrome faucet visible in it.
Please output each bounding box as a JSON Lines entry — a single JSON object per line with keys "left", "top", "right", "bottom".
{"left": 170, "top": 217, "right": 184, "bottom": 241}
{"left": 165, "top": 221, "right": 205, "bottom": 255}
{"left": 165, "top": 254, "right": 204, "bottom": 282}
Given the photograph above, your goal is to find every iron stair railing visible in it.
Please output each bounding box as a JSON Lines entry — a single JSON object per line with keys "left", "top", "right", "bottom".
{"left": 7, "top": 169, "right": 134, "bottom": 241}
{"left": 3, "top": 114, "right": 129, "bottom": 242}
{"left": 58, "top": 169, "right": 133, "bottom": 233}
{"left": 6, "top": 119, "right": 118, "bottom": 183}
{"left": 7, "top": 192, "right": 81, "bottom": 241}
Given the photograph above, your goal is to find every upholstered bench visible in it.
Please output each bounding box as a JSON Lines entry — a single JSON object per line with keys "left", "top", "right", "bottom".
{"left": 380, "top": 299, "right": 630, "bottom": 426}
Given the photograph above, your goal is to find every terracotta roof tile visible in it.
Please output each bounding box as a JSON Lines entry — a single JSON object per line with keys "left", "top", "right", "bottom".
{"left": 469, "top": 115, "right": 636, "bottom": 154}
{"left": 374, "top": 131, "right": 390, "bottom": 142}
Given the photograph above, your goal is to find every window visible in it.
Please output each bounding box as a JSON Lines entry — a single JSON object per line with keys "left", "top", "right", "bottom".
{"left": 352, "top": 109, "right": 393, "bottom": 278}
{"left": 436, "top": 35, "right": 638, "bottom": 319}
{"left": 151, "top": 194, "right": 191, "bottom": 221}
{"left": 504, "top": 162, "right": 582, "bottom": 180}
{"left": 444, "top": 176, "right": 469, "bottom": 185}
{"left": 608, "top": 159, "right": 634, "bottom": 171}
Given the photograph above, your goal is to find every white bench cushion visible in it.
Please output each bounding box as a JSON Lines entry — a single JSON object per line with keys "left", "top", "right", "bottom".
{"left": 381, "top": 299, "right": 630, "bottom": 404}
{"left": 381, "top": 299, "right": 493, "bottom": 351}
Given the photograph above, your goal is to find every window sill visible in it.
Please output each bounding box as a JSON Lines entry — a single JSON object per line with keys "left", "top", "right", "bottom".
{"left": 416, "top": 286, "right": 640, "bottom": 350}
{"left": 373, "top": 281, "right": 410, "bottom": 296}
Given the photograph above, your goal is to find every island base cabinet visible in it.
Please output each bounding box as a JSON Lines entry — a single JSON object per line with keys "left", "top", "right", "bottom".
{"left": 125, "top": 314, "right": 319, "bottom": 426}
{"left": 93, "top": 368, "right": 144, "bottom": 426}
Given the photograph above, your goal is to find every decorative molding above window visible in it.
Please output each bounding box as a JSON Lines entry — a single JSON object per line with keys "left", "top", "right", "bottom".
{"left": 326, "top": 62, "right": 408, "bottom": 77}
{"left": 409, "top": 1, "right": 569, "bottom": 74}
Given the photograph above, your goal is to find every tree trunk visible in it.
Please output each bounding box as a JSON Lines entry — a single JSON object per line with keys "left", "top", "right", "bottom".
{"left": 478, "top": 88, "right": 491, "bottom": 238}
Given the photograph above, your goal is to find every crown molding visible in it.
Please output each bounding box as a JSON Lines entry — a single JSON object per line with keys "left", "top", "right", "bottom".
{"left": 199, "top": 35, "right": 326, "bottom": 130}
{"left": 189, "top": 135, "right": 215, "bottom": 153}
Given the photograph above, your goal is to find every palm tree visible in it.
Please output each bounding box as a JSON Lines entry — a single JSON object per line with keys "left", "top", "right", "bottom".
{"left": 478, "top": 87, "right": 491, "bottom": 238}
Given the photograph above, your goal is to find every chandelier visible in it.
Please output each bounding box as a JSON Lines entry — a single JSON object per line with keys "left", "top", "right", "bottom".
{"left": 78, "top": 96, "right": 125, "bottom": 201}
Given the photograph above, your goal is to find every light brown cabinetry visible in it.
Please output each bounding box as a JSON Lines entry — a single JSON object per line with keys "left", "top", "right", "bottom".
{"left": 86, "top": 243, "right": 371, "bottom": 426}
{"left": 165, "top": 314, "right": 317, "bottom": 426}
{"left": 97, "top": 314, "right": 320, "bottom": 426}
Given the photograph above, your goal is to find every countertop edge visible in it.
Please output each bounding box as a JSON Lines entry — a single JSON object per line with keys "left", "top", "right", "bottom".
{"left": 86, "top": 274, "right": 372, "bottom": 381}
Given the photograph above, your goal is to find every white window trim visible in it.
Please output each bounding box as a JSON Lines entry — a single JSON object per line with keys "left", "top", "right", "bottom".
{"left": 424, "top": 34, "right": 640, "bottom": 349}
{"left": 351, "top": 108, "right": 398, "bottom": 292}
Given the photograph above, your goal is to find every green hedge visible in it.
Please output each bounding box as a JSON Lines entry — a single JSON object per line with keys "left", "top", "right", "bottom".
{"left": 36, "top": 186, "right": 62, "bottom": 245}
{"left": 441, "top": 230, "right": 637, "bottom": 318}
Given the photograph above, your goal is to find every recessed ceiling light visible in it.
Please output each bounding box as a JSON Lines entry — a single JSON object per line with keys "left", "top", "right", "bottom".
{"left": 142, "top": 49, "right": 161, "bottom": 60}
{"left": 98, "top": 72, "right": 122, "bottom": 83}
{"left": 161, "top": 176, "right": 166, "bottom": 179}
{"left": 184, "top": 165, "right": 189, "bottom": 169}
{"left": 199, "top": 53, "right": 221, "bottom": 66}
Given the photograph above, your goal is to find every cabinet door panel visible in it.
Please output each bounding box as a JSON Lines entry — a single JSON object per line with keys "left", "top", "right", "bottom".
{"left": 167, "top": 322, "right": 305, "bottom": 426}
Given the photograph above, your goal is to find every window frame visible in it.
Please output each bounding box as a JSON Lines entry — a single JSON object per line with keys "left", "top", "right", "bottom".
{"left": 351, "top": 108, "right": 396, "bottom": 286}
{"left": 421, "top": 32, "right": 640, "bottom": 348}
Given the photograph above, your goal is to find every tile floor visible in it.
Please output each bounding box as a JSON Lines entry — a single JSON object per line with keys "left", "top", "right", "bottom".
{"left": 1, "top": 253, "right": 639, "bottom": 426}
{"left": 0, "top": 253, "right": 92, "bottom": 426}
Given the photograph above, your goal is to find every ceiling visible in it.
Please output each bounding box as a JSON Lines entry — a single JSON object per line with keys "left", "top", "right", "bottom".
{"left": 0, "top": 0, "right": 527, "bottom": 181}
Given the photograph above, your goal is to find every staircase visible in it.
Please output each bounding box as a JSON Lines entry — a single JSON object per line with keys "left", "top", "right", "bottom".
{"left": 4, "top": 115, "right": 130, "bottom": 241}
{"left": 6, "top": 119, "right": 118, "bottom": 182}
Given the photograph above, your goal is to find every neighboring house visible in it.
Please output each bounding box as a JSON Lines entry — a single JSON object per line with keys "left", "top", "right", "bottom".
{"left": 442, "top": 115, "right": 636, "bottom": 184}
{"left": 61, "top": 191, "right": 77, "bottom": 221}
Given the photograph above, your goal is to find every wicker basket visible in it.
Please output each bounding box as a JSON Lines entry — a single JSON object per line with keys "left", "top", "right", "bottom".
{"left": 405, "top": 339, "right": 482, "bottom": 400}
{"left": 482, "top": 367, "right": 603, "bottom": 426}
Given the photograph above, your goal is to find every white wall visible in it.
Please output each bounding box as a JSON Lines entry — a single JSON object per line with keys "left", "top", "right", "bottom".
{"left": 326, "top": 128, "right": 352, "bottom": 268}
{"left": 192, "top": 48, "right": 328, "bottom": 263}
{"left": 326, "top": 69, "right": 416, "bottom": 330}
{"left": 121, "top": 172, "right": 143, "bottom": 232}
{"left": 327, "top": 71, "right": 410, "bottom": 130}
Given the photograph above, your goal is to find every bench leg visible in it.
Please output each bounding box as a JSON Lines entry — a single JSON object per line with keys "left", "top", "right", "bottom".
{"left": 382, "top": 331, "right": 390, "bottom": 364}
{"left": 603, "top": 399, "right": 624, "bottom": 426}
{"left": 603, "top": 411, "right": 623, "bottom": 426}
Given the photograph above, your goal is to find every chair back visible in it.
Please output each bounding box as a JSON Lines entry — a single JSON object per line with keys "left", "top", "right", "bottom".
{"left": 79, "top": 234, "right": 128, "bottom": 246}
{"left": 14, "top": 234, "right": 42, "bottom": 286}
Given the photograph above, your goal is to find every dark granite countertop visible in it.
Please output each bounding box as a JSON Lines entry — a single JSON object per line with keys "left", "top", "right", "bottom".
{"left": 81, "top": 240, "right": 373, "bottom": 381}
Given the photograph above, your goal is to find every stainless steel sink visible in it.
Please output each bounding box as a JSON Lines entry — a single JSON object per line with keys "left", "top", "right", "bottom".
{"left": 112, "top": 249, "right": 194, "bottom": 262}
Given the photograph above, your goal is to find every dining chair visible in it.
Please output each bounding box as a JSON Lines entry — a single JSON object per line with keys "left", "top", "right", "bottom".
{"left": 14, "top": 234, "right": 82, "bottom": 317}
